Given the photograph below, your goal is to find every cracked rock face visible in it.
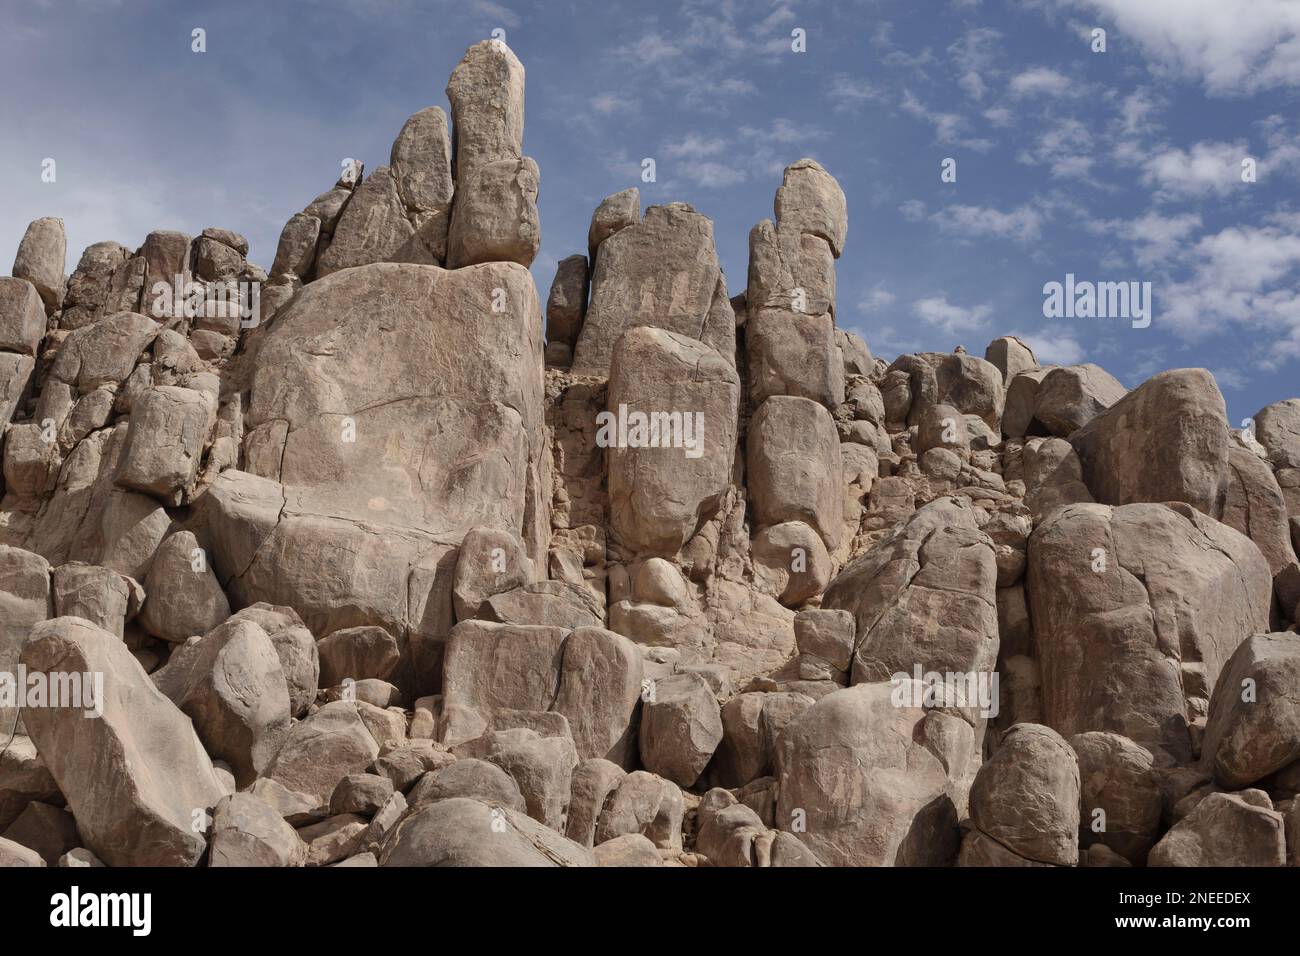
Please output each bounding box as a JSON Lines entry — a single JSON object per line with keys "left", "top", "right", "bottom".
{"left": 0, "top": 36, "right": 1296, "bottom": 871}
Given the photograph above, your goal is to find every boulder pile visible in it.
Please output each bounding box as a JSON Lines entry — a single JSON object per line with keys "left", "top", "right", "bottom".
{"left": 1, "top": 40, "right": 1297, "bottom": 868}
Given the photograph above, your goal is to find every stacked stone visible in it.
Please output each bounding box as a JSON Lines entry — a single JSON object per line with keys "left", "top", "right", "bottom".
{"left": 743, "top": 160, "right": 848, "bottom": 605}
{"left": 2, "top": 37, "right": 1300, "bottom": 870}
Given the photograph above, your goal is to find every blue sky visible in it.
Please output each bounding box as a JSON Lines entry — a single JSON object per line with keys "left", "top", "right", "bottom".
{"left": 3, "top": 0, "right": 1299, "bottom": 425}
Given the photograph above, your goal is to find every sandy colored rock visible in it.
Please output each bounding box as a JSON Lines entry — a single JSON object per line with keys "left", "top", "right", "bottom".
{"left": 439, "top": 620, "right": 567, "bottom": 746}
{"left": 0, "top": 277, "right": 47, "bottom": 354}
{"left": 1071, "top": 368, "right": 1228, "bottom": 516}
{"left": 452, "top": 527, "right": 534, "bottom": 622}
{"left": 267, "top": 701, "right": 380, "bottom": 801}
{"left": 1254, "top": 398, "right": 1300, "bottom": 469}
{"left": 318, "top": 625, "right": 401, "bottom": 686}
{"left": 1070, "top": 731, "right": 1162, "bottom": 864}
{"left": 748, "top": 396, "right": 843, "bottom": 551}
{"left": 985, "top": 336, "right": 1037, "bottom": 383}
{"left": 969, "top": 724, "right": 1079, "bottom": 866}
{"left": 824, "top": 497, "right": 997, "bottom": 701}
{"left": 115, "top": 385, "right": 215, "bottom": 504}
{"left": 1200, "top": 633, "right": 1300, "bottom": 789}
{"left": 315, "top": 166, "right": 431, "bottom": 277}
{"left": 12, "top": 217, "right": 66, "bottom": 313}
{"left": 639, "top": 672, "right": 722, "bottom": 788}
{"left": 0, "top": 836, "right": 44, "bottom": 867}
{"left": 774, "top": 159, "right": 847, "bottom": 257}
{"left": 152, "top": 617, "right": 291, "bottom": 787}
{"left": 1028, "top": 502, "right": 1270, "bottom": 762}
{"left": 1148, "top": 791, "right": 1285, "bottom": 867}
{"left": 566, "top": 758, "right": 625, "bottom": 847}
{"left": 139, "top": 531, "right": 231, "bottom": 643}
{"left": 379, "top": 798, "right": 592, "bottom": 867}
{"left": 606, "top": 326, "right": 739, "bottom": 556}
{"left": 551, "top": 626, "right": 643, "bottom": 766}
{"left": 775, "top": 682, "right": 961, "bottom": 866}
{"left": 227, "top": 603, "right": 319, "bottom": 718}
{"left": 751, "top": 520, "right": 832, "bottom": 607}
{"left": 51, "top": 562, "right": 138, "bottom": 638}
{"left": 572, "top": 204, "right": 735, "bottom": 376}
{"left": 445, "top": 40, "right": 526, "bottom": 183}
{"left": 270, "top": 213, "right": 320, "bottom": 278}
{"left": 588, "top": 188, "right": 639, "bottom": 263}
{"left": 446, "top": 156, "right": 539, "bottom": 268}
{"left": 408, "top": 758, "right": 525, "bottom": 812}
{"left": 390, "top": 105, "right": 454, "bottom": 262}
{"left": 545, "top": 254, "right": 588, "bottom": 348}
{"left": 209, "top": 792, "right": 306, "bottom": 867}
{"left": 20, "top": 617, "right": 226, "bottom": 866}
{"left": 746, "top": 308, "right": 844, "bottom": 410}
{"left": 1034, "top": 364, "right": 1126, "bottom": 437}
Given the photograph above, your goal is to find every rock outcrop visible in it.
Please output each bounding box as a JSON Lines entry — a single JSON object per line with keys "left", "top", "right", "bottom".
{"left": 0, "top": 36, "right": 1295, "bottom": 872}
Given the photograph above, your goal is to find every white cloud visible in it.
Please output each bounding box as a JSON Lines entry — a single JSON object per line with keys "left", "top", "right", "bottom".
{"left": 469, "top": 0, "right": 521, "bottom": 28}
{"left": 983, "top": 106, "right": 1014, "bottom": 128}
{"left": 737, "top": 119, "right": 818, "bottom": 144}
{"left": 1080, "top": 0, "right": 1300, "bottom": 95}
{"left": 663, "top": 134, "right": 728, "bottom": 160}
{"left": 614, "top": 32, "right": 683, "bottom": 65}
{"left": 931, "top": 202, "right": 1045, "bottom": 242}
{"left": 959, "top": 72, "right": 987, "bottom": 100}
{"left": 914, "top": 295, "right": 993, "bottom": 335}
{"left": 590, "top": 93, "right": 631, "bottom": 115}
{"left": 900, "top": 89, "right": 993, "bottom": 151}
{"left": 1210, "top": 367, "right": 1250, "bottom": 391}
{"left": 1119, "top": 89, "right": 1160, "bottom": 135}
{"left": 858, "top": 284, "right": 897, "bottom": 314}
{"left": 1141, "top": 140, "right": 1251, "bottom": 198}
{"left": 899, "top": 199, "right": 927, "bottom": 222}
{"left": 1159, "top": 222, "right": 1300, "bottom": 356}
{"left": 1092, "top": 211, "right": 1203, "bottom": 268}
{"left": 1009, "top": 66, "right": 1073, "bottom": 97}
{"left": 1007, "top": 330, "right": 1085, "bottom": 365}
{"left": 828, "top": 74, "right": 883, "bottom": 111}
{"left": 717, "top": 78, "right": 757, "bottom": 96}
{"left": 678, "top": 161, "right": 747, "bottom": 188}
{"left": 948, "top": 28, "right": 1001, "bottom": 100}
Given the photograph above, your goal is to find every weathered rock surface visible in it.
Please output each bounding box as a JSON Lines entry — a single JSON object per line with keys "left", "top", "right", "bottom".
{"left": 379, "top": 798, "right": 592, "bottom": 867}
{"left": 139, "top": 531, "right": 231, "bottom": 642}
{"left": 774, "top": 682, "right": 961, "bottom": 866}
{"left": 1071, "top": 369, "right": 1229, "bottom": 515}
{"left": 1148, "top": 792, "right": 1286, "bottom": 867}
{"left": 6, "top": 38, "right": 1300, "bottom": 872}
{"left": 1027, "top": 502, "right": 1270, "bottom": 761}
{"left": 968, "top": 724, "right": 1079, "bottom": 866}
{"left": 606, "top": 326, "right": 739, "bottom": 557}
{"left": 748, "top": 396, "right": 843, "bottom": 551}
{"left": 1071, "top": 731, "right": 1162, "bottom": 865}
{"left": 20, "top": 618, "right": 226, "bottom": 866}
{"left": 823, "top": 497, "right": 997, "bottom": 696}
{"left": 1200, "top": 633, "right": 1300, "bottom": 789}
{"left": 209, "top": 792, "right": 306, "bottom": 867}
{"left": 266, "top": 702, "right": 380, "bottom": 801}
{"left": 12, "top": 217, "right": 66, "bottom": 313}
{"left": 151, "top": 617, "right": 291, "bottom": 786}
{"left": 639, "top": 672, "right": 722, "bottom": 788}
{"left": 572, "top": 204, "right": 734, "bottom": 376}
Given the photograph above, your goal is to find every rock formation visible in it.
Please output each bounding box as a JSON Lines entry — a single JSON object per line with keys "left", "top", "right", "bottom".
{"left": 0, "top": 38, "right": 1296, "bottom": 869}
